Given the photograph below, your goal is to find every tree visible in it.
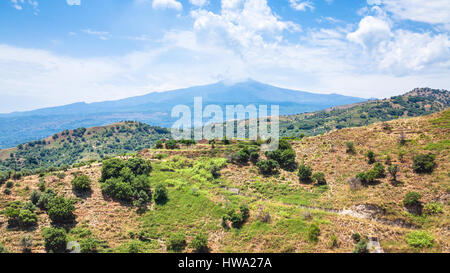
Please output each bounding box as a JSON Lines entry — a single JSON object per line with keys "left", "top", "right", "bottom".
{"left": 126, "top": 157, "right": 152, "bottom": 176}
{"left": 298, "top": 163, "right": 313, "bottom": 183}
{"left": 388, "top": 165, "right": 398, "bottom": 181}
{"left": 4, "top": 201, "right": 38, "bottom": 229}
{"left": 345, "top": 142, "right": 356, "bottom": 154}
{"left": 100, "top": 158, "right": 125, "bottom": 182}
{"left": 47, "top": 196, "right": 76, "bottom": 223}
{"left": 312, "top": 172, "right": 326, "bottom": 185}
{"left": 165, "top": 140, "right": 178, "bottom": 149}
{"left": 71, "top": 175, "right": 91, "bottom": 192}
{"left": 256, "top": 160, "right": 279, "bottom": 176}
{"left": 154, "top": 140, "right": 164, "bottom": 149}
{"left": 154, "top": 183, "right": 168, "bottom": 205}
{"left": 42, "top": 227, "right": 67, "bottom": 253}
{"left": 412, "top": 154, "right": 436, "bottom": 173}
{"left": 366, "top": 150, "right": 376, "bottom": 164}
{"left": 280, "top": 149, "right": 297, "bottom": 170}
{"left": 403, "top": 192, "right": 422, "bottom": 207}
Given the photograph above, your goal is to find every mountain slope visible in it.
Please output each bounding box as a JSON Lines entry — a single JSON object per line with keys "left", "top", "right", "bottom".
{"left": 0, "top": 122, "right": 170, "bottom": 172}
{"left": 0, "top": 80, "right": 366, "bottom": 149}
{"left": 0, "top": 110, "right": 448, "bottom": 253}
{"left": 279, "top": 88, "right": 449, "bottom": 137}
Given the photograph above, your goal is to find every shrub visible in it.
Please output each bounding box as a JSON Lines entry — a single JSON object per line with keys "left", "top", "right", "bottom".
{"left": 249, "top": 152, "right": 259, "bottom": 164}
{"left": 388, "top": 165, "right": 398, "bottom": 181}
{"left": 312, "top": 172, "right": 326, "bottom": 185}
{"left": 298, "top": 163, "right": 313, "bottom": 183}
{"left": 167, "top": 232, "right": 187, "bottom": 252}
{"left": 154, "top": 140, "right": 164, "bottom": 149}
{"left": 423, "top": 203, "right": 443, "bottom": 215}
{"left": 165, "top": 140, "right": 178, "bottom": 149}
{"left": 36, "top": 189, "right": 56, "bottom": 210}
{"left": 412, "top": 154, "right": 436, "bottom": 173}
{"left": 38, "top": 179, "right": 45, "bottom": 191}
{"left": 366, "top": 151, "right": 376, "bottom": 164}
{"left": 406, "top": 231, "right": 434, "bottom": 248}
{"left": 154, "top": 184, "right": 168, "bottom": 205}
{"left": 235, "top": 149, "right": 250, "bottom": 164}
{"left": 5, "top": 181, "right": 14, "bottom": 188}
{"left": 42, "top": 227, "right": 67, "bottom": 253}
{"left": 101, "top": 177, "right": 134, "bottom": 201}
{"left": 280, "top": 149, "right": 297, "bottom": 170}
{"left": 329, "top": 234, "right": 339, "bottom": 248}
{"left": 190, "top": 233, "right": 208, "bottom": 253}
{"left": 278, "top": 139, "right": 293, "bottom": 150}
{"left": 80, "top": 237, "right": 101, "bottom": 253}
{"left": 353, "top": 238, "right": 368, "bottom": 253}
{"left": 100, "top": 158, "right": 125, "bottom": 182}
{"left": 265, "top": 150, "right": 281, "bottom": 163}
{"left": 71, "top": 175, "right": 91, "bottom": 192}
{"left": 56, "top": 172, "right": 66, "bottom": 180}
{"left": 47, "top": 196, "right": 76, "bottom": 223}
{"left": 345, "top": 142, "right": 356, "bottom": 154}
{"left": 20, "top": 235, "right": 33, "bottom": 253}
{"left": 126, "top": 157, "right": 152, "bottom": 176}
{"left": 30, "top": 190, "right": 41, "bottom": 205}
{"left": 4, "top": 201, "right": 38, "bottom": 228}
{"left": 372, "top": 162, "right": 386, "bottom": 178}
{"left": 0, "top": 172, "right": 9, "bottom": 184}
{"left": 403, "top": 192, "right": 422, "bottom": 207}
{"left": 256, "top": 160, "right": 279, "bottom": 176}
{"left": 307, "top": 223, "right": 320, "bottom": 243}
{"left": 352, "top": 233, "right": 361, "bottom": 242}
{"left": 3, "top": 188, "right": 11, "bottom": 195}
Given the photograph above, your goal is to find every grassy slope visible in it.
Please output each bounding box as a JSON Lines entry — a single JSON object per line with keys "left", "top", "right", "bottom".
{"left": 0, "top": 110, "right": 448, "bottom": 253}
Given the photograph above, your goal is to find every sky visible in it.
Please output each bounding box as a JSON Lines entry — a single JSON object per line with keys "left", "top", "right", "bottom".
{"left": 0, "top": 0, "right": 449, "bottom": 113}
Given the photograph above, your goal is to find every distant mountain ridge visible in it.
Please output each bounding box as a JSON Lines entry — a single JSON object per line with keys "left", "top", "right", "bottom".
{"left": 0, "top": 80, "right": 366, "bottom": 148}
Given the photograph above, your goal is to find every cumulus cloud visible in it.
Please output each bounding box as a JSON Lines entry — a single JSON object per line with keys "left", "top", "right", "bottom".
{"left": 66, "top": 0, "right": 81, "bottom": 6}
{"left": 10, "top": 0, "right": 39, "bottom": 14}
{"left": 289, "top": 0, "right": 314, "bottom": 11}
{"left": 367, "top": 0, "right": 450, "bottom": 28}
{"left": 152, "top": 0, "right": 182, "bottom": 10}
{"left": 189, "top": 0, "right": 208, "bottom": 6}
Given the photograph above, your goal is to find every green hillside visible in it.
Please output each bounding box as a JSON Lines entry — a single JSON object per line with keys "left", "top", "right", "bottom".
{"left": 279, "top": 88, "right": 449, "bottom": 138}
{"left": 0, "top": 121, "right": 170, "bottom": 172}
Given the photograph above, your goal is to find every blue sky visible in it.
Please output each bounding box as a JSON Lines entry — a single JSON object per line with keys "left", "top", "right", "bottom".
{"left": 0, "top": 0, "right": 449, "bottom": 113}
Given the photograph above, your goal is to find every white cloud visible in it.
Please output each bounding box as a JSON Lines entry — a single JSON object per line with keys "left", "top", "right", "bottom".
{"left": 11, "top": 0, "right": 24, "bottom": 10}
{"left": 347, "top": 16, "right": 392, "bottom": 49}
{"left": 81, "top": 29, "right": 111, "bottom": 40}
{"left": 289, "top": 0, "right": 314, "bottom": 11}
{"left": 66, "top": 0, "right": 81, "bottom": 6}
{"left": 152, "top": 0, "right": 182, "bottom": 11}
{"left": 368, "top": 0, "right": 450, "bottom": 29}
{"left": 10, "top": 0, "right": 39, "bottom": 14}
{"left": 189, "top": 0, "right": 208, "bottom": 7}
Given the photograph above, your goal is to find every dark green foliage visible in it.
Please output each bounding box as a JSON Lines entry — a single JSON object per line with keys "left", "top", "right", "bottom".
{"left": 4, "top": 201, "right": 38, "bottom": 229}
{"left": 352, "top": 233, "right": 361, "bottom": 242}
{"left": 80, "top": 237, "right": 101, "bottom": 253}
{"left": 353, "top": 238, "right": 369, "bottom": 253}
{"left": 3, "top": 188, "right": 11, "bottom": 195}
{"left": 5, "top": 181, "right": 14, "bottom": 188}
{"left": 30, "top": 190, "right": 41, "bottom": 205}
{"left": 265, "top": 150, "right": 281, "bottom": 163}
{"left": 366, "top": 150, "right": 376, "bottom": 164}
{"left": 279, "top": 148, "right": 297, "bottom": 170}
{"left": 47, "top": 196, "right": 76, "bottom": 223}
{"left": 42, "top": 227, "right": 67, "bottom": 253}
{"left": 224, "top": 205, "right": 249, "bottom": 229}
{"left": 298, "top": 163, "right": 313, "bottom": 183}
{"left": 165, "top": 140, "right": 178, "bottom": 149}
{"left": 154, "top": 183, "right": 168, "bottom": 205}
{"left": 101, "top": 158, "right": 125, "bottom": 182}
{"left": 101, "top": 177, "right": 134, "bottom": 201}
{"left": 36, "top": 189, "right": 56, "bottom": 210}
{"left": 126, "top": 157, "right": 152, "bottom": 176}
{"left": 357, "top": 163, "right": 385, "bottom": 184}
{"left": 312, "top": 172, "right": 326, "bottom": 185}
{"left": 235, "top": 149, "right": 250, "bottom": 164}
{"left": 256, "top": 160, "right": 279, "bottom": 176}
{"left": 372, "top": 162, "right": 386, "bottom": 178}
{"left": 307, "top": 223, "right": 320, "bottom": 243}
{"left": 403, "top": 192, "right": 422, "bottom": 207}
{"left": 190, "top": 233, "right": 209, "bottom": 253}
{"left": 0, "top": 171, "right": 8, "bottom": 184}
{"left": 249, "top": 152, "right": 259, "bottom": 164}
{"left": 38, "top": 179, "right": 45, "bottom": 191}
{"left": 412, "top": 154, "right": 436, "bottom": 173}
{"left": 154, "top": 140, "right": 164, "bottom": 149}
{"left": 167, "top": 232, "right": 187, "bottom": 252}
{"left": 71, "top": 175, "right": 91, "bottom": 192}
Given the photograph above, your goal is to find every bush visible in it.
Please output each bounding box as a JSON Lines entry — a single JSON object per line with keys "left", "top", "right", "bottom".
{"left": 154, "top": 183, "right": 168, "bottom": 205}
{"left": 353, "top": 238, "right": 368, "bottom": 253}
{"left": 256, "top": 160, "right": 279, "bottom": 176}
{"left": 165, "top": 140, "right": 178, "bottom": 149}
{"left": 412, "top": 154, "right": 436, "bottom": 173}
{"left": 36, "top": 189, "right": 56, "bottom": 210}
{"left": 372, "top": 162, "right": 386, "bottom": 178}
{"left": 101, "top": 177, "right": 134, "bottom": 201}
{"left": 167, "top": 232, "right": 187, "bottom": 252}
{"left": 3, "top": 188, "right": 11, "bottom": 195}
{"left": 190, "top": 233, "right": 208, "bottom": 253}
{"left": 278, "top": 139, "right": 292, "bottom": 150}
{"left": 0, "top": 244, "right": 8, "bottom": 253}
{"left": 30, "top": 190, "right": 41, "bottom": 205}
{"left": 126, "top": 157, "right": 152, "bottom": 176}
{"left": 235, "top": 150, "right": 250, "bottom": 164}
{"left": 265, "top": 150, "right": 281, "bottom": 163}
{"left": 4, "top": 201, "right": 38, "bottom": 228}
{"left": 312, "top": 172, "right": 326, "bottom": 185}
{"left": 352, "top": 233, "right": 361, "bottom": 243}
{"left": 0, "top": 172, "right": 9, "bottom": 184}
{"left": 100, "top": 158, "right": 125, "bottom": 182}
{"left": 406, "top": 231, "right": 434, "bottom": 248}
{"left": 154, "top": 140, "right": 164, "bottom": 149}
{"left": 298, "top": 163, "right": 313, "bottom": 183}
{"left": 345, "top": 142, "right": 356, "bottom": 154}
{"left": 249, "top": 152, "right": 259, "bottom": 164}
{"left": 423, "top": 203, "right": 443, "bottom": 216}
{"left": 388, "top": 165, "right": 398, "bottom": 181}
{"left": 71, "top": 175, "right": 91, "bottom": 192}
{"left": 403, "top": 192, "right": 422, "bottom": 207}
{"left": 47, "top": 196, "right": 76, "bottom": 223}
{"left": 42, "top": 227, "right": 67, "bottom": 253}
{"left": 38, "top": 179, "right": 45, "bottom": 191}
{"left": 279, "top": 149, "right": 297, "bottom": 170}
{"left": 20, "top": 235, "right": 33, "bottom": 253}
{"left": 329, "top": 234, "right": 339, "bottom": 248}
{"left": 307, "top": 223, "right": 320, "bottom": 243}
{"left": 80, "top": 237, "right": 101, "bottom": 253}
{"left": 5, "top": 181, "right": 14, "bottom": 188}
{"left": 366, "top": 151, "right": 376, "bottom": 164}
